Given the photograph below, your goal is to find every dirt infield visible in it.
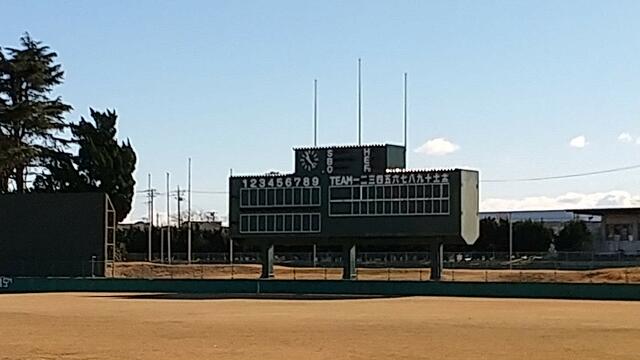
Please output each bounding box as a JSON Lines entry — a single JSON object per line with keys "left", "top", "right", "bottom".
{"left": 0, "top": 293, "right": 639, "bottom": 360}
{"left": 111, "top": 262, "right": 640, "bottom": 283}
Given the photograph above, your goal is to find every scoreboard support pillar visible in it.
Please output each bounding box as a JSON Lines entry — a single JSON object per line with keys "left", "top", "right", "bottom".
{"left": 260, "top": 244, "right": 274, "bottom": 279}
{"left": 430, "top": 241, "right": 444, "bottom": 281}
{"left": 342, "top": 243, "right": 357, "bottom": 280}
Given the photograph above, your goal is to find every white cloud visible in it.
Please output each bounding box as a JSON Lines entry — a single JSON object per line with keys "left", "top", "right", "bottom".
{"left": 481, "top": 190, "right": 640, "bottom": 212}
{"left": 569, "top": 135, "right": 587, "bottom": 148}
{"left": 414, "top": 138, "right": 460, "bottom": 156}
{"left": 618, "top": 132, "right": 633, "bottom": 143}
{"left": 636, "top": 137, "right": 640, "bottom": 145}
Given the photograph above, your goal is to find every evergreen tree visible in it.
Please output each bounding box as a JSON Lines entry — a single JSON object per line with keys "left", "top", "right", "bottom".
{"left": 555, "top": 220, "right": 592, "bottom": 251}
{"left": 0, "top": 33, "right": 72, "bottom": 192}
{"left": 74, "top": 109, "right": 137, "bottom": 222}
{"left": 34, "top": 109, "right": 137, "bottom": 222}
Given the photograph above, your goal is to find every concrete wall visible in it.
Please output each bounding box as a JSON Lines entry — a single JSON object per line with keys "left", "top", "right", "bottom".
{"left": 2, "top": 277, "right": 640, "bottom": 301}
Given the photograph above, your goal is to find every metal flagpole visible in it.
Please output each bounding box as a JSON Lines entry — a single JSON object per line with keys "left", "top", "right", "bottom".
{"left": 358, "top": 58, "right": 362, "bottom": 145}
{"left": 314, "top": 79, "right": 318, "bottom": 147}
{"left": 403, "top": 72, "right": 408, "bottom": 149}
{"left": 166, "top": 172, "right": 172, "bottom": 264}
{"left": 187, "top": 158, "right": 192, "bottom": 264}
{"left": 229, "top": 167, "right": 234, "bottom": 265}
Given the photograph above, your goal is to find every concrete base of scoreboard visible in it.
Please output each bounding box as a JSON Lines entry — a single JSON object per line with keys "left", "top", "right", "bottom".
{"left": 260, "top": 244, "right": 274, "bottom": 278}
{"left": 258, "top": 241, "right": 445, "bottom": 281}
{"left": 342, "top": 244, "right": 357, "bottom": 280}
{"left": 430, "top": 242, "right": 443, "bottom": 281}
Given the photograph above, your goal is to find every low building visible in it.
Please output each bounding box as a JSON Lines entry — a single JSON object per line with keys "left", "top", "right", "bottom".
{"left": 480, "top": 207, "right": 640, "bottom": 254}
{"left": 572, "top": 208, "right": 640, "bottom": 254}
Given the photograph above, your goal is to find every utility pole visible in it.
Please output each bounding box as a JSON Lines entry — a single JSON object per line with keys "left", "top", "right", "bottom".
{"left": 146, "top": 173, "right": 156, "bottom": 262}
{"left": 166, "top": 172, "right": 171, "bottom": 264}
{"left": 175, "top": 185, "right": 185, "bottom": 227}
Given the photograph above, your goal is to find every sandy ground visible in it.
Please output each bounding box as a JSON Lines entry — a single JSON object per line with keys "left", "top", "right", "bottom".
{"left": 111, "top": 262, "right": 640, "bottom": 283}
{"left": 0, "top": 293, "right": 639, "bottom": 360}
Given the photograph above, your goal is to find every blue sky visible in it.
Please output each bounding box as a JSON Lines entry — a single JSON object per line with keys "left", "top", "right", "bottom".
{"left": 3, "top": 0, "right": 640, "bottom": 222}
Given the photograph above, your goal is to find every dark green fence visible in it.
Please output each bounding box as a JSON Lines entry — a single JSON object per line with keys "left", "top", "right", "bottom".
{"left": 2, "top": 277, "right": 640, "bottom": 301}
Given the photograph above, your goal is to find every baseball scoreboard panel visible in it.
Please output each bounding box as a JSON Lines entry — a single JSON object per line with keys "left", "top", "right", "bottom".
{"left": 229, "top": 144, "right": 479, "bottom": 246}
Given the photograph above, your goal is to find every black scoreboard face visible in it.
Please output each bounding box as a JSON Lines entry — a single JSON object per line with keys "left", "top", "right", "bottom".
{"left": 294, "top": 144, "right": 405, "bottom": 176}
{"left": 229, "top": 144, "right": 479, "bottom": 246}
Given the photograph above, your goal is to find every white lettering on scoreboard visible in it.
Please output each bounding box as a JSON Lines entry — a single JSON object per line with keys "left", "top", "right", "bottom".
{"left": 0, "top": 277, "right": 13, "bottom": 289}
{"left": 330, "top": 172, "right": 449, "bottom": 186}
{"left": 328, "top": 172, "right": 451, "bottom": 217}
{"left": 363, "top": 148, "right": 371, "bottom": 173}
{"left": 242, "top": 176, "right": 320, "bottom": 188}
{"left": 326, "top": 149, "right": 334, "bottom": 174}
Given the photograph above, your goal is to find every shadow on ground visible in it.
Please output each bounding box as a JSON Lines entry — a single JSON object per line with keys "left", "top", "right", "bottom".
{"left": 88, "top": 293, "right": 408, "bottom": 301}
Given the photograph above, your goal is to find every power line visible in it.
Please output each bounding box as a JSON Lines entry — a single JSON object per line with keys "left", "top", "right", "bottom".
{"left": 135, "top": 163, "right": 640, "bottom": 195}
{"left": 482, "top": 164, "right": 640, "bottom": 183}
{"left": 136, "top": 190, "right": 227, "bottom": 197}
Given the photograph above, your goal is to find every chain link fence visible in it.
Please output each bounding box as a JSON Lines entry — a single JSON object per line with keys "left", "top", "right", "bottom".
{"left": 3, "top": 252, "right": 639, "bottom": 282}
{"left": 107, "top": 251, "right": 640, "bottom": 283}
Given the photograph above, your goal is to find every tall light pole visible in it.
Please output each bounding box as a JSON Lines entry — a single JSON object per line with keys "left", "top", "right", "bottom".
{"left": 187, "top": 157, "right": 192, "bottom": 264}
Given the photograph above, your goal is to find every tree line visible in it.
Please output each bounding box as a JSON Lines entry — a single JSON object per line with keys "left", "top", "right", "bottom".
{"left": 450, "top": 218, "right": 593, "bottom": 253}
{"left": 116, "top": 218, "right": 594, "bottom": 256}
{"left": 0, "top": 34, "right": 136, "bottom": 222}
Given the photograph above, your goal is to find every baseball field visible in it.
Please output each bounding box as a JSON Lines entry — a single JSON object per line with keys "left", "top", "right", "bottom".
{"left": 1, "top": 293, "right": 639, "bottom": 360}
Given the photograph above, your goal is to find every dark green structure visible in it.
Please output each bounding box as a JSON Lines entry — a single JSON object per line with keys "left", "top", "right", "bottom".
{"left": 0, "top": 193, "right": 116, "bottom": 277}
{"left": 3, "top": 278, "right": 640, "bottom": 302}
{"left": 229, "top": 144, "right": 479, "bottom": 279}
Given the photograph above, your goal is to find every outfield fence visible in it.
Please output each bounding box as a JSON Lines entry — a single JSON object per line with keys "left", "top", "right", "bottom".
{"left": 125, "top": 251, "right": 640, "bottom": 270}
{"left": 3, "top": 251, "right": 640, "bottom": 283}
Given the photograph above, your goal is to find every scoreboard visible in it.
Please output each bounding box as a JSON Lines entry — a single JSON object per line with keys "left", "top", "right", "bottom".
{"left": 229, "top": 144, "right": 479, "bottom": 246}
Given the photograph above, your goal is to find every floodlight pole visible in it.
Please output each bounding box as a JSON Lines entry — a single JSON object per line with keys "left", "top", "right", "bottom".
{"left": 187, "top": 158, "right": 192, "bottom": 264}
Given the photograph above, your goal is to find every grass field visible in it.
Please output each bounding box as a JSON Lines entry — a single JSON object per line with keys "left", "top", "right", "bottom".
{"left": 112, "top": 262, "right": 640, "bottom": 283}
{"left": 1, "top": 293, "right": 639, "bottom": 360}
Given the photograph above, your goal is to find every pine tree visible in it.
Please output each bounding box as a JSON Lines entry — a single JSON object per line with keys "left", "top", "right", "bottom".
{"left": 0, "top": 33, "right": 72, "bottom": 192}
{"left": 73, "top": 109, "right": 137, "bottom": 222}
